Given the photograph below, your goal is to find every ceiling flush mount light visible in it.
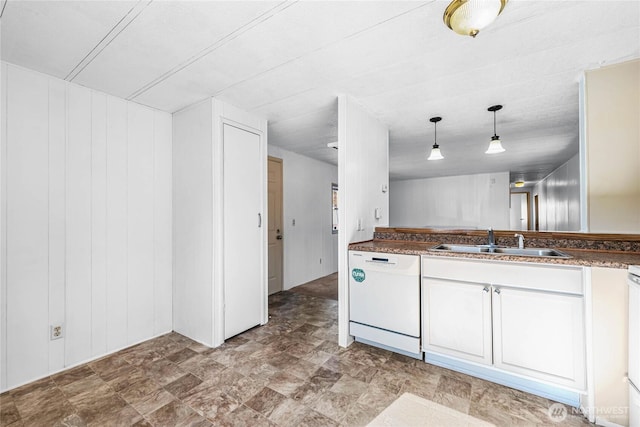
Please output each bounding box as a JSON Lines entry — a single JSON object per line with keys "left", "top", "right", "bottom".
{"left": 514, "top": 180, "right": 525, "bottom": 188}
{"left": 486, "top": 104, "right": 505, "bottom": 154}
{"left": 427, "top": 117, "right": 444, "bottom": 161}
{"left": 444, "top": 0, "right": 509, "bottom": 38}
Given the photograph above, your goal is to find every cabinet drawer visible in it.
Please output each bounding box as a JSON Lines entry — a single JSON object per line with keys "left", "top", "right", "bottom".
{"left": 422, "top": 256, "right": 583, "bottom": 295}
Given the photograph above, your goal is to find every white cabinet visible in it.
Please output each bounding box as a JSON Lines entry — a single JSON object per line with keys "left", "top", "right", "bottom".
{"left": 493, "top": 286, "right": 585, "bottom": 390}
{"left": 423, "top": 278, "right": 492, "bottom": 365}
{"left": 422, "top": 256, "right": 586, "bottom": 392}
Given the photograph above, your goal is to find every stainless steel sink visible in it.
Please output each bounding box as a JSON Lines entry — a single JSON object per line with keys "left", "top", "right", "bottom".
{"left": 430, "top": 244, "right": 571, "bottom": 258}
{"left": 431, "top": 244, "right": 491, "bottom": 253}
{"left": 492, "top": 247, "right": 570, "bottom": 258}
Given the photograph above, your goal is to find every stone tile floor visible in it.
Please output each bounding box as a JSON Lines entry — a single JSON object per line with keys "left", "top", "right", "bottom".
{"left": 1, "top": 290, "right": 590, "bottom": 426}
{"left": 289, "top": 273, "right": 338, "bottom": 301}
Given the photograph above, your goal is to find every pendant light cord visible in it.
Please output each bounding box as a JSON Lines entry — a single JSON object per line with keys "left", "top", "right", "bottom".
{"left": 493, "top": 110, "right": 496, "bottom": 136}
{"left": 434, "top": 120, "right": 437, "bottom": 144}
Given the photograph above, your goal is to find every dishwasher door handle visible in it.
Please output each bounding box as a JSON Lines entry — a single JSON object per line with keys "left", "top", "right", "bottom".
{"left": 365, "top": 258, "right": 396, "bottom": 265}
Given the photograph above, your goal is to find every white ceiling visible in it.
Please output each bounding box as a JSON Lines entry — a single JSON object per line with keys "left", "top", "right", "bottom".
{"left": 2, "top": 0, "right": 639, "bottom": 182}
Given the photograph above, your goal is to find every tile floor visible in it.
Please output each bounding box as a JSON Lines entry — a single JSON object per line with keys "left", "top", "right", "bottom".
{"left": 1, "top": 281, "right": 590, "bottom": 426}
{"left": 289, "top": 273, "right": 338, "bottom": 301}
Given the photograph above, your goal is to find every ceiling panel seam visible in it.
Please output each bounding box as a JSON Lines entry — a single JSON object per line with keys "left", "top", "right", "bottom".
{"left": 126, "top": 1, "right": 298, "bottom": 102}
{"left": 65, "top": 0, "right": 154, "bottom": 82}
{"left": 0, "top": 0, "right": 7, "bottom": 19}
{"left": 212, "top": 1, "right": 434, "bottom": 102}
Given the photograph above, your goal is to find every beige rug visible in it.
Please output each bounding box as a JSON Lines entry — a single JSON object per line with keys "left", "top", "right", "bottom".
{"left": 368, "top": 393, "right": 496, "bottom": 427}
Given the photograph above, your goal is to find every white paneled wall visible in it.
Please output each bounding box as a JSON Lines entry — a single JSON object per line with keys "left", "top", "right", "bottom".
{"left": 0, "top": 63, "right": 172, "bottom": 391}
{"left": 172, "top": 99, "right": 214, "bottom": 346}
{"left": 533, "top": 154, "right": 580, "bottom": 232}
{"left": 389, "top": 173, "right": 510, "bottom": 229}
{"left": 267, "top": 145, "right": 338, "bottom": 290}
{"left": 337, "top": 95, "right": 389, "bottom": 347}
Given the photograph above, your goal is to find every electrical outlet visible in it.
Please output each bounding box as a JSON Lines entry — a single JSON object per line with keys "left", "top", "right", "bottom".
{"left": 50, "top": 324, "right": 64, "bottom": 340}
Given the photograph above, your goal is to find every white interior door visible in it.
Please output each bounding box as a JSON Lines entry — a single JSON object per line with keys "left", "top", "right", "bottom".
{"left": 509, "top": 193, "right": 528, "bottom": 230}
{"left": 223, "top": 123, "right": 262, "bottom": 339}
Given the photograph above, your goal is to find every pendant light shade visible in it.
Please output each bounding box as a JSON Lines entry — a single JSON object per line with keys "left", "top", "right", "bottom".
{"left": 428, "top": 117, "right": 444, "bottom": 161}
{"left": 486, "top": 105, "right": 505, "bottom": 154}
{"left": 428, "top": 146, "right": 444, "bottom": 161}
{"left": 444, "top": 0, "right": 509, "bottom": 38}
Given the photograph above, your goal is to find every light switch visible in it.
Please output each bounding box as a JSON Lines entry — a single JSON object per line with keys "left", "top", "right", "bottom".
{"left": 375, "top": 208, "right": 382, "bottom": 219}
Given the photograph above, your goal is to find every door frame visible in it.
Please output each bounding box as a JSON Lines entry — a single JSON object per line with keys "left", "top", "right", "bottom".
{"left": 212, "top": 110, "right": 267, "bottom": 347}
{"left": 267, "top": 156, "right": 283, "bottom": 295}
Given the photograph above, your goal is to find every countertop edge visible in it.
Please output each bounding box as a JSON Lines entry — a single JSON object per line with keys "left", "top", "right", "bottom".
{"left": 348, "top": 240, "right": 640, "bottom": 269}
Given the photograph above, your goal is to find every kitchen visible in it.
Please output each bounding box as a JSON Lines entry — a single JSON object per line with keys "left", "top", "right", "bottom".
{"left": 1, "top": 1, "right": 639, "bottom": 426}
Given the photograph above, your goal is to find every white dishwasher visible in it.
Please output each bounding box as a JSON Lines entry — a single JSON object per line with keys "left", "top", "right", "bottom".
{"left": 349, "top": 250, "right": 421, "bottom": 358}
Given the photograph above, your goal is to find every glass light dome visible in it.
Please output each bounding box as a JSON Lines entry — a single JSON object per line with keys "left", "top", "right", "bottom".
{"left": 444, "top": 0, "right": 508, "bottom": 38}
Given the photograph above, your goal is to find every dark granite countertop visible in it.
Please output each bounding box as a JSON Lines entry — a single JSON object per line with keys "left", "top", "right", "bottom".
{"left": 349, "top": 239, "right": 640, "bottom": 269}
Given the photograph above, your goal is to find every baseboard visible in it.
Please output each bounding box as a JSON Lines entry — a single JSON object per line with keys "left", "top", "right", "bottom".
{"left": 425, "top": 351, "right": 583, "bottom": 407}
{"left": 594, "top": 418, "right": 625, "bottom": 427}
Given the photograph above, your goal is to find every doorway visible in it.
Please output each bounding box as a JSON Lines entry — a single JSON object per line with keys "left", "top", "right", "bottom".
{"left": 268, "top": 156, "right": 283, "bottom": 295}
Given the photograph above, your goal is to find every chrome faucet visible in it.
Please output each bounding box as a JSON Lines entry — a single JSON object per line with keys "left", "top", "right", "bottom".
{"left": 514, "top": 233, "right": 525, "bottom": 249}
{"left": 487, "top": 228, "right": 495, "bottom": 248}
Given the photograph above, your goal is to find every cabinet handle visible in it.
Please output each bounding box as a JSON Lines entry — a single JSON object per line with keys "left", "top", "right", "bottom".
{"left": 483, "top": 287, "right": 490, "bottom": 293}
{"left": 494, "top": 288, "right": 501, "bottom": 294}
{"left": 258, "top": 213, "right": 262, "bottom": 228}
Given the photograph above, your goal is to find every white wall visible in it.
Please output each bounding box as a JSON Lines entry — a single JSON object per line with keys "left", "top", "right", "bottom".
{"left": 337, "top": 95, "right": 389, "bottom": 347}
{"left": 173, "top": 98, "right": 267, "bottom": 348}
{"left": 172, "top": 100, "right": 213, "bottom": 346}
{"left": 267, "top": 145, "right": 338, "bottom": 290}
{"left": 389, "top": 172, "right": 510, "bottom": 229}
{"left": 533, "top": 154, "right": 581, "bottom": 232}
{"left": 585, "top": 59, "right": 640, "bottom": 233}
{"left": 591, "top": 267, "right": 629, "bottom": 427}
{"left": 0, "top": 62, "right": 172, "bottom": 391}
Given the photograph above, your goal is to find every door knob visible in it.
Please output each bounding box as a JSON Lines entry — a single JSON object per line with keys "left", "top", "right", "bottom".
{"left": 276, "top": 235, "right": 283, "bottom": 240}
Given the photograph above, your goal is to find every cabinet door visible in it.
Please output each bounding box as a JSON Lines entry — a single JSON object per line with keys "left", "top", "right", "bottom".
{"left": 423, "top": 278, "right": 492, "bottom": 365}
{"left": 492, "top": 287, "right": 585, "bottom": 390}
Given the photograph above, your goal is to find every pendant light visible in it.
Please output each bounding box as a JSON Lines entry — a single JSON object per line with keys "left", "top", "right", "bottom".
{"left": 486, "top": 105, "right": 505, "bottom": 154}
{"left": 427, "top": 117, "right": 444, "bottom": 160}
{"left": 444, "top": 0, "right": 509, "bottom": 38}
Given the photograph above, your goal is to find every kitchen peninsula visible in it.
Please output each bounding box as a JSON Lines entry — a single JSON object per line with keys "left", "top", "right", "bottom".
{"left": 348, "top": 227, "right": 640, "bottom": 425}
